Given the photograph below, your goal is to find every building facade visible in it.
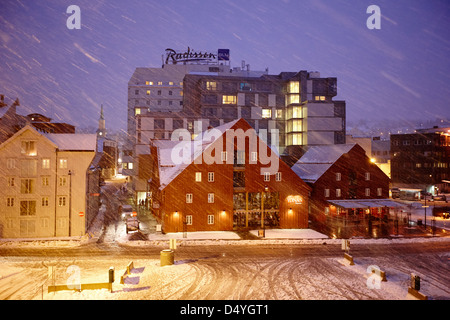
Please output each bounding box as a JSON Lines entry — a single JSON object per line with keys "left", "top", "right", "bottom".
{"left": 390, "top": 127, "right": 450, "bottom": 193}
{"left": 148, "top": 119, "right": 311, "bottom": 233}
{"left": 291, "top": 144, "right": 391, "bottom": 230}
{"left": 124, "top": 49, "right": 346, "bottom": 204}
{"left": 0, "top": 126, "right": 97, "bottom": 238}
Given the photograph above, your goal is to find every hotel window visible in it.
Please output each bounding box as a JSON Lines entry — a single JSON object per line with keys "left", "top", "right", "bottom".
{"left": 207, "top": 215, "right": 214, "bottom": 225}
{"left": 59, "top": 176, "right": 67, "bottom": 187}
{"left": 21, "top": 179, "right": 34, "bottom": 194}
{"left": 7, "top": 177, "right": 15, "bottom": 187}
{"left": 314, "top": 96, "right": 326, "bottom": 101}
{"left": 365, "top": 188, "right": 371, "bottom": 196}
{"left": 276, "top": 172, "right": 282, "bottom": 181}
{"left": 195, "top": 172, "right": 202, "bottom": 182}
{"left": 58, "top": 196, "right": 66, "bottom": 207}
{"left": 42, "top": 176, "right": 49, "bottom": 186}
{"left": 59, "top": 159, "right": 68, "bottom": 169}
{"left": 324, "top": 189, "right": 330, "bottom": 198}
{"left": 222, "top": 95, "right": 236, "bottom": 105}
{"left": 264, "top": 172, "right": 270, "bottom": 182}
{"left": 221, "top": 151, "right": 227, "bottom": 162}
{"left": 365, "top": 172, "right": 370, "bottom": 181}
{"left": 206, "top": 81, "right": 217, "bottom": 91}
{"left": 208, "top": 172, "right": 215, "bottom": 182}
{"left": 336, "top": 189, "right": 342, "bottom": 197}
{"left": 20, "top": 200, "right": 36, "bottom": 216}
{"left": 287, "top": 94, "right": 300, "bottom": 105}
{"left": 377, "top": 188, "right": 383, "bottom": 196}
{"left": 186, "top": 215, "right": 193, "bottom": 225}
{"left": 42, "top": 197, "right": 49, "bottom": 207}
{"left": 262, "top": 109, "right": 272, "bottom": 119}
{"left": 208, "top": 193, "right": 214, "bottom": 203}
{"left": 21, "top": 141, "right": 37, "bottom": 156}
{"left": 7, "top": 197, "right": 14, "bottom": 207}
{"left": 186, "top": 193, "right": 193, "bottom": 203}
{"left": 42, "top": 158, "right": 50, "bottom": 169}
{"left": 7, "top": 158, "right": 15, "bottom": 169}
{"left": 288, "top": 81, "right": 300, "bottom": 94}
{"left": 336, "top": 173, "right": 342, "bottom": 181}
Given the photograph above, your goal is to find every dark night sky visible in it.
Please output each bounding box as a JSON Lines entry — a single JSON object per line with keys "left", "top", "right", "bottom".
{"left": 1, "top": 0, "right": 449, "bottom": 131}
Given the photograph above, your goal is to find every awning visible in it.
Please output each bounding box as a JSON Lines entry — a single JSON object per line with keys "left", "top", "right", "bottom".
{"left": 328, "top": 199, "right": 406, "bottom": 209}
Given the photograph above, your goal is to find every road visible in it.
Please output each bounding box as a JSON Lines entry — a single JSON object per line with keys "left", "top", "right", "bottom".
{"left": 1, "top": 177, "right": 449, "bottom": 300}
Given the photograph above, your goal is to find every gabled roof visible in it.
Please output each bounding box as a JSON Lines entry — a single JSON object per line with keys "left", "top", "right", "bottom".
{"left": 291, "top": 144, "right": 357, "bottom": 183}
{"left": 0, "top": 124, "right": 58, "bottom": 151}
{"left": 157, "top": 119, "right": 240, "bottom": 189}
{"left": 44, "top": 133, "right": 97, "bottom": 151}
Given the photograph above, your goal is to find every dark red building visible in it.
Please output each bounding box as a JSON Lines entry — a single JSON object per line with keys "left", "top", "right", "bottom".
{"left": 291, "top": 143, "right": 394, "bottom": 228}
{"left": 148, "top": 118, "right": 311, "bottom": 233}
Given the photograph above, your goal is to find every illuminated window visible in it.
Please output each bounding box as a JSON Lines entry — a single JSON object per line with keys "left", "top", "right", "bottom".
{"left": 169, "top": 81, "right": 174, "bottom": 86}
{"left": 186, "top": 193, "right": 193, "bottom": 203}
{"left": 7, "top": 177, "right": 15, "bottom": 187}
{"left": 158, "top": 81, "right": 163, "bottom": 85}
{"left": 135, "top": 108, "right": 141, "bottom": 115}
{"left": 206, "top": 81, "right": 217, "bottom": 90}
{"left": 186, "top": 215, "right": 193, "bottom": 225}
{"left": 288, "top": 81, "right": 300, "bottom": 94}
{"left": 314, "top": 96, "right": 326, "bottom": 101}
{"left": 251, "top": 152, "right": 258, "bottom": 162}
{"left": 262, "top": 109, "right": 272, "bottom": 119}
{"left": 276, "top": 109, "right": 283, "bottom": 119}
{"left": 208, "top": 193, "right": 214, "bottom": 203}
{"left": 195, "top": 172, "right": 202, "bottom": 182}
{"left": 336, "top": 189, "right": 342, "bottom": 197}
{"left": 59, "top": 159, "right": 67, "bottom": 169}
{"left": 336, "top": 173, "right": 342, "bottom": 181}
{"left": 222, "top": 95, "right": 236, "bottom": 104}
{"left": 221, "top": 151, "right": 227, "bottom": 162}
{"left": 21, "top": 141, "right": 37, "bottom": 156}
{"left": 42, "top": 158, "right": 50, "bottom": 169}
{"left": 207, "top": 215, "right": 214, "bottom": 224}
{"left": 128, "top": 162, "right": 133, "bottom": 170}
{"left": 324, "top": 189, "right": 330, "bottom": 198}
{"left": 287, "top": 95, "right": 300, "bottom": 105}
{"left": 145, "top": 81, "right": 153, "bottom": 85}
{"left": 146, "top": 90, "right": 150, "bottom": 95}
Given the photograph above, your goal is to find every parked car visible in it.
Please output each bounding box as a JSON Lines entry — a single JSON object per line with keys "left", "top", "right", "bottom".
{"left": 126, "top": 217, "right": 140, "bottom": 233}
{"left": 391, "top": 188, "right": 400, "bottom": 199}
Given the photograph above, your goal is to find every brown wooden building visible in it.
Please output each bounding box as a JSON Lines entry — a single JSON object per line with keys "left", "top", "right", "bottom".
{"left": 291, "top": 144, "right": 393, "bottom": 226}
{"left": 148, "top": 118, "right": 311, "bottom": 233}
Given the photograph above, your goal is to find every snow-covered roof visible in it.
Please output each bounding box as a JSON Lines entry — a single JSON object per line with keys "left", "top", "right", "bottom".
{"left": 45, "top": 133, "right": 97, "bottom": 151}
{"left": 157, "top": 119, "right": 241, "bottom": 189}
{"left": 291, "top": 144, "right": 357, "bottom": 183}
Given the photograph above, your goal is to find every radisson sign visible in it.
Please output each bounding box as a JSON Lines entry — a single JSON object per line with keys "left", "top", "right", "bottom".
{"left": 165, "top": 47, "right": 229, "bottom": 65}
